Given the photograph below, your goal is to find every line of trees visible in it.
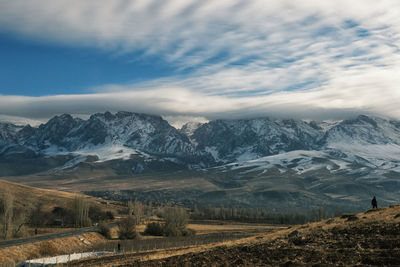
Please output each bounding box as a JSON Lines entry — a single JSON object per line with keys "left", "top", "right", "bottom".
{"left": 73, "top": 196, "right": 91, "bottom": 227}
{"left": 190, "top": 205, "right": 328, "bottom": 224}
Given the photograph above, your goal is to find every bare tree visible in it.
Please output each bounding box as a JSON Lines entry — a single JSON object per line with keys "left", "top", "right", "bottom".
{"left": 127, "top": 200, "right": 133, "bottom": 216}
{"left": 13, "top": 208, "right": 28, "bottom": 238}
{"left": 162, "top": 206, "right": 190, "bottom": 236}
{"left": 72, "top": 196, "right": 91, "bottom": 227}
{"left": 118, "top": 216, "right": 138, "bottom": 239}
{"left": 133, "top": 201, "right": 144, "bottom": 225}
{"left": 0, "top": 192, "right": 13, "bottom": 240}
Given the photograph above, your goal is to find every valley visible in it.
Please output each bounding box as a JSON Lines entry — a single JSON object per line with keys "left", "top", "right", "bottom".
{"left": 1, "top": 112, "right": 400, "bottom": 213}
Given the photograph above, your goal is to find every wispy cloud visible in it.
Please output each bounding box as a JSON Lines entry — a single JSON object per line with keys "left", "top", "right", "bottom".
{"left": 0, "top": 0, "right": 400, "bottom": 121}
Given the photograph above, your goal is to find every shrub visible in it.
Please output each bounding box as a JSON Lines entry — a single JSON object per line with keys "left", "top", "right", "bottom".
{"left": 51, "top": 206, "right": 74, "bottom": 226}
{"left": 98, "top": 222, "right": 111, "bottom": 239}
{"left": 144, "top": 222, "right": 163, "bottom": 236}
{"left": 39, "top": 241, "right": 58, "bottom": 256}
{"left": 89, "top": 206, "right": 114, "bottom": 223}
{"left": 162, "top": 206, "right": 191, "bottom": 237}
{"left": 181, "top": 228, "right": 196, "bottom": 236}
{"left": 30, "top": 204, "right": 48, "bottom": 227}
{"left": 106, "top": 211, "right": 115, "bottom": 220}
{"left": 118, "top": 216, "right": 138, "bottom": 239}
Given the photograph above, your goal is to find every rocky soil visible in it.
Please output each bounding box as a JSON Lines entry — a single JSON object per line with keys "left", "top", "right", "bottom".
{"left": 123, "top": 208, "right": 400, "bottom": 266}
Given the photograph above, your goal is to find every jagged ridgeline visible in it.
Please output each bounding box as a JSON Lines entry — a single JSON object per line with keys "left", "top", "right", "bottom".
{"left": 1, "top": 112, "right": 400, "bottom": 212}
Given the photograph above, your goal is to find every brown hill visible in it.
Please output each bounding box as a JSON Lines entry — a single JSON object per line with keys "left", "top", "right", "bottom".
{"left": 0, "top": 179, "right": 120, "bottom": 213}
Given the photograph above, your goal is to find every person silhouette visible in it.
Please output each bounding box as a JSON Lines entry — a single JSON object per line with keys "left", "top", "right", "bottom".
{"left": 371, "top": 196, "right": 378, "bottom": 209}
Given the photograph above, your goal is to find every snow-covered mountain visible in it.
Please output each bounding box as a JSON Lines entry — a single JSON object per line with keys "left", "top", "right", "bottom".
{"left": 190, "top": 118, "right": 323, "bottom": 162}
{"left": 1, "top": 112, "right": 400, "bottom": 177}
{"left": 1, "top": 112, "right": 400, "bottom": 211}
{"left": 0, "top": 112, "right": 213, "bottom": 174}
{"left": 208, "top": 115, "right": 400, "bottom": 185}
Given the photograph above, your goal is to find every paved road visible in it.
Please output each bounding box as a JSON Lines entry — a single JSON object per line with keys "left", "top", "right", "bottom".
{"left": 0, "top": 221, "right": 121, "bottom": 249}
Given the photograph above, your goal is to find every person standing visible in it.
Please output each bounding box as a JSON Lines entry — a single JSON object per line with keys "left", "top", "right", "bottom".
{"left": 371, "top": 196, "right": 378, "bottom": 209}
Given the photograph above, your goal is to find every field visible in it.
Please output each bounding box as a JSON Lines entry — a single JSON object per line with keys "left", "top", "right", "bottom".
{"left": 0, "top": 180, "right": 284, "bottom": 264}
{"left": 68, "top": 205, "right": 400, "bottom": 266}
{"left": 3, "top": 179, "right": 400, "bottom": 266}
{"left": 0, "top": 219, "right": 284, "bottom": 264}
{"left": 2, "top": 167, "right": 381, "bottom": 214}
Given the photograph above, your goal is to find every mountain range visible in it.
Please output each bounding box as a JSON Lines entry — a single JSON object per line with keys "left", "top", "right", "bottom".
{"left": 1, "top": 112, "right": 400, "bottom": 212}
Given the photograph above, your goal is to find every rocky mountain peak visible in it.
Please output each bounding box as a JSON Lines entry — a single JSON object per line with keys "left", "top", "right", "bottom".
{"left": 1, "top": 112, "right": 400, "bottom": 176}
{"left": 180, "top": 122, "right": 203, "bottom": 137}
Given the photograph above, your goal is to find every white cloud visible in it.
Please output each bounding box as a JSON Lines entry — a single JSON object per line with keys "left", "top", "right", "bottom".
{"left": 0, "top": 0, "right": 400, "bottom": 121}
{"left": 0, "top": 73, "right": 399, "bottom": 124}
{"left": 0, "top": 114, "right": 44, "bottom": 126}
{"left": 162, "top": 115, "right": 208, "bottom": 129}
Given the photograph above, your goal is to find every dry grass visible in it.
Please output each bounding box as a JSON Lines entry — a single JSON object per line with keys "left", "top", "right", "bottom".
{"left": 0, "top": 179, "right": 120, "bottom": 213}
{"left": 69, "top": 205, "right": 400, "bottom": 266}
{"left": 187, "top": 221, "right": 286, "bottom": 235}
{"left": 0, "top": 179, "right": 124, "bottom": 263}
{"left": 2, "top": 170, "right": 218, "bottom": 193}
{"left": 0, "top": 179, "right": 77, "bottom": 212}
{"left": 0, "top": 232, "right": 106, "bottom": 263}
{"left": 108, "top": 219, "right": 277, "bottom": 240}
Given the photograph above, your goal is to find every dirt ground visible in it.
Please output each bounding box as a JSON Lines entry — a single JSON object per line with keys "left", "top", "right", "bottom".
{"left": 70, "top": 205, "right": 400, "bottom": 266}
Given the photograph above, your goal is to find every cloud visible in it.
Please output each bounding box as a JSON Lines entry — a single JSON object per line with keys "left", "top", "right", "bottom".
{"left": 162, "top": 115, "right": 209, "bottom": 129}
{"left": 0, "top": 0, "right": 400, "bottom": 122}
{"left": 1, "top": 1, "right": 399, "bottom": 66}
{"left": 0, "top": 73, "right": 399, "bottom": 124}
{"left": 0, "top": 114, "right": 45, "bottom": 126}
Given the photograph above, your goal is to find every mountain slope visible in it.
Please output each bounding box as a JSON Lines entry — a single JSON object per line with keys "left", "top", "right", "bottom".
{"left": 1, "top": 112, "right": 400, "bottom": 211}
{"left": 0, "top": 112, "right": 214, "bottom": 175}
{"left": 191, "top": 118, "right": 323, "bottom": 162}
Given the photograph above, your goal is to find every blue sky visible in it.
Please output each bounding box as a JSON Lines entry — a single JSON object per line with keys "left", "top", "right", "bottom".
{"left": 0, "top": 34, "right": 175, "bottom": 96}
{"left": 0, "top": 0, "right": 400, "bottom": 126}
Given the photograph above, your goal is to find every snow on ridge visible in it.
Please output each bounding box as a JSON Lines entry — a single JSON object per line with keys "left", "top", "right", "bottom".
{"left": 236, "top": 151, "right": 259, "bottom": 162}
{"left": 205, "top": 146, "right": 220, "bottom": 161}
{"left": 317, "top": 120, "right": 342, "bottom": 132}
{"left": 222, "top": 150, "right": 352, "bottom": 175}
{"left": 73, "top": 145, "right": 139, "bottom": 162}
{"left": 44, "top": 143, "right": 140, "bottom": 163}
{"left": 327, "top": 143, "right": 400, "bottom": 167}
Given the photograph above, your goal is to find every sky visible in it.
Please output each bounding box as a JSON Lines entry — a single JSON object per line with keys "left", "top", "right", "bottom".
{"left": 0, "top": 0, "right": 400, "bottom": 127}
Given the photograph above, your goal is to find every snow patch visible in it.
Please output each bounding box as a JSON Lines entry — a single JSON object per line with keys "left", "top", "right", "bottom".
{"left": 222, "top": 150, "right": 352, "bottom": 175}
{"left": 73, "top": 145, "right": 139, "bottom": 162}
{"left": 44, "top": 144, "right": 140, "bottom": 163}
{"left": 327, "top": 143, "right": 400, "bottom": 168}
{"left": 205, "top": 146, "right": 220, "bottom": 161}
{"left": 19, "top": 251, "right": 117, "bottom": 266}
